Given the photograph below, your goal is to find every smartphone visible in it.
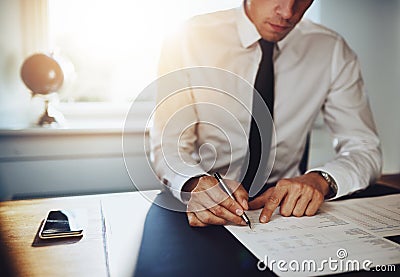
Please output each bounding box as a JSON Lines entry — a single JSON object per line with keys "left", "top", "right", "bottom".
{"left": 39, "top": 210, "right": 84, "bottom": 239}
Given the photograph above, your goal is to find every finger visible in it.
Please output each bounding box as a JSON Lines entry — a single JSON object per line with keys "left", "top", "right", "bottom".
{"left": 248, "top": 196, "right": 264, "bottom": 210}
{"left": 205, "top": 185, "right": 245, "bottom": 217}
{"left": 209, "top": 205, "right": 246, "bottom": 225}
{"left": 217, "top": 196, "right": 246, "bottom": 218}
{"left": 248, "top": 188, "right": 274, "bottom": 210}
{"left": 188, "top": 188, "right": 221, "bottom": 212}
{"left": 187, "top": 212, "right": 208, "bottom": 227}
{"left": 279, "top": 185, "right": 304, "bottom": 217}
{"left": 305, "top": 190, "right": 324, "bottom": 216}
{"left": 292, "top": 194, "right": 313, "bottom": 217}
{"left": 195, "top": 209, "right": 227, "bottom": 225}
{"left": 230, "top": 183, "right": 249, "bottom": 210}
{"left": 260, "top": 186, "right": 288, "bottom": 223}
{"left": 190, "top": 196, "right": 244, "bottom": 226}
{"left": 187, "top": 199, "right": 207, "bottom": 214}
{"left": 189, "top": 184, "right": 245, "bottom": 225}
{"left": 188, "top": 199, "right": 242, "bottom": 226}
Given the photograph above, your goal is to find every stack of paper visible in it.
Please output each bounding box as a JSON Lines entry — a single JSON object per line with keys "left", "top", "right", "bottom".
{"left": 225, "top": 194, "right": 400, "bottom": 276}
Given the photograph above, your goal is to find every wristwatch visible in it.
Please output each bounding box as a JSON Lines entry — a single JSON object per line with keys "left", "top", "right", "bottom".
{"left": 317, "top": 171, "right": 338, "bottom": 199}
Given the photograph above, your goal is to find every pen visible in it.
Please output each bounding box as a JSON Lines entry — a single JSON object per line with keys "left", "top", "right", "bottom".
{"left": 213, "top": 172, "right": 252, "bottom": 229}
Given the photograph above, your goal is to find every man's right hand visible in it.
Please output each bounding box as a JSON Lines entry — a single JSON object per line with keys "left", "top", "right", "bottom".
{"left": 183, "top": 175, "right": 249, "bottom": 227}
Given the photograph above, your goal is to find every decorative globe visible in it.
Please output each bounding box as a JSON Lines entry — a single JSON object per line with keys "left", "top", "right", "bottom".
{"left": 20, "top": 53, "right": 64, "bottom": 95}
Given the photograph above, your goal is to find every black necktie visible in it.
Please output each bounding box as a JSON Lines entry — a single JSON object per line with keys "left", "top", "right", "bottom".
{"left": 242, "top": 39, "right": 274, "bottom": 192}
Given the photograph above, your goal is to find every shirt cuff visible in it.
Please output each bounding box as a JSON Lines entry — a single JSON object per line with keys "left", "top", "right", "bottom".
{"left": 168, "top": 169, "right": 209, "bottom": 204}
{"left": 306, "top": 167, "right": 343, "bottom": 200}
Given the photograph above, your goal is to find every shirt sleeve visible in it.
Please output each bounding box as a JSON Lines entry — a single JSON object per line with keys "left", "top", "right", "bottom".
{"left": 307, "top": 37, "right": 382, "bottom": 199}
{"left": 150, "top": 30, "right": 207, "bottom": 203}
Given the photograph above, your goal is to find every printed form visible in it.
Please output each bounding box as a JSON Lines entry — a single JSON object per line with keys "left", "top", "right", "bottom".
{"left": 225, "top": 194, "right": 400, "bottom": 276}
{"left": 321, "top": 194, "right": 400, "bottom": 237}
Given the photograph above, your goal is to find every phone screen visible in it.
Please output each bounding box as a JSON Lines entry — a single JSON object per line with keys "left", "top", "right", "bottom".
{"left": 40, "top": 210, "right": 83, "bottom": 239}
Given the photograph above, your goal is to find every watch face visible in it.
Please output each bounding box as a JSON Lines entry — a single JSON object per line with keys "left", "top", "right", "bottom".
{"left": 319, "top": 171, "right": 337, "bottom": 199}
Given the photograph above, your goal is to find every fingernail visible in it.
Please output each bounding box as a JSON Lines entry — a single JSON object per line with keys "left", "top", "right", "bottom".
{"left": 260, "top": 215, "right": 267, "bottom": 223}
{"left": 236, "top": 209, "right": 243, "bottom": 216}
{"left": 242, "top": 200, "right": 248, "bottom": 210}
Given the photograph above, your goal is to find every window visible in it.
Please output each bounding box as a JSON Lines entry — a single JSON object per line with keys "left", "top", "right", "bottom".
{"left": 48, "top": 0, "right": 320, "bottom": 103}
{"left": 48, "top": 0, "right": 244, "bottom": 103}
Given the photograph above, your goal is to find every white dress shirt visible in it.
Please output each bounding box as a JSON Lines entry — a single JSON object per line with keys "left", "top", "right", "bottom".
{"left": 150, "top": 5, "right": 382, "bottom": 203}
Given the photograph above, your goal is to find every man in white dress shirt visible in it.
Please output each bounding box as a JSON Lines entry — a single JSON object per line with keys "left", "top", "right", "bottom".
{"left": 150, "top": 0, "right": 382, "bottom": 226}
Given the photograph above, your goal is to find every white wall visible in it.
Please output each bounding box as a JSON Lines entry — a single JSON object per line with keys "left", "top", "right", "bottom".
{"left": 0, "top": 0, "right": 32, "bottom": 128}
{"left": 318, "top": 0, "right": 400, "bottom": 173}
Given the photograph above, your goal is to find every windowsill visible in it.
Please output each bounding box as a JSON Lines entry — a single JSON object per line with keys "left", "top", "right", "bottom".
{"left": 0, "top": 101, "right": 326, "bottom": 135}
{"left": 0, "top": 101, "right": 154, "bottom": 134}
{"left": 0, "top": 101, "right": 154, "bottom": 162}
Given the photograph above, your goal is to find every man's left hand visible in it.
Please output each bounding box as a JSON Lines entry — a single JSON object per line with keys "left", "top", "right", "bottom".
{"left": 248, "top": 172, "right": 330, "bottom": 223}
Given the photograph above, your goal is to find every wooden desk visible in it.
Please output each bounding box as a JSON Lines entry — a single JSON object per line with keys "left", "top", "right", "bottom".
{"left": 1, "top": 188, "right": 399, "bottom": 277}
{"left": 0, "top": 190, "right": 160, "bottom": 277}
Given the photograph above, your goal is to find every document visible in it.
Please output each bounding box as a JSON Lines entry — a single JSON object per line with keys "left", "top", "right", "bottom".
{"left": 225, "top": 194, "right": 400, "bottom": 276}
{"left": 101, "top": 190, "right": 161, "bottom": 277}
{"left": 321, "top": 194, "right": 400, "bottom": 237}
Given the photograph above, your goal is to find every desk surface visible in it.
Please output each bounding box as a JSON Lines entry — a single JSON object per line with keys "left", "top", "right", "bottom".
{"left": 0, "top": 190, "right": 164, "bottom": 277}
{"left": 0, "top": 186, "right": 399, "bottom": 277}
{"left": 0, "top": 194, "right": 109, "bottom": 276}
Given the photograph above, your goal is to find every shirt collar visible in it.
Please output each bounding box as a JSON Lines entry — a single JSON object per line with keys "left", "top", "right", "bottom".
{"left": 236, "top": 2, "right": 292, "bottom": 52}
{"left": 236, "top": 3, "right": 260, "bottom": 49}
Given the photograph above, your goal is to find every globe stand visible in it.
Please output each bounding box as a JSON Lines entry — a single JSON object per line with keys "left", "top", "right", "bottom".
{"left": 37, "top": 99, "right": 65, "bottom": 127}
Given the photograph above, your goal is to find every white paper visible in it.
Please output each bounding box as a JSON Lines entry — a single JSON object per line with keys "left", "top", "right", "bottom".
{"left": 225, "top": 194, "right": 400, "bottom": 276}
{"left": 321, "top": 194, "right": 400, "bottom": 237}
{"left": 101, "top": 190, "right": 161, "bottom": 277}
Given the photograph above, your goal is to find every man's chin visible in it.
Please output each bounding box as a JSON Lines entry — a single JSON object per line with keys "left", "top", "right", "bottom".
{"left": 260, "top": 29, "right": 290, "bottom": 42}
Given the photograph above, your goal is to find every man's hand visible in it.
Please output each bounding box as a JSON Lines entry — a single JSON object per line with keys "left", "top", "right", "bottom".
{"left": 248, "top": 172, "right": 330, "bottom": 223}
{"left": 184, "top": 175, "right": 249, "bottom": 227}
